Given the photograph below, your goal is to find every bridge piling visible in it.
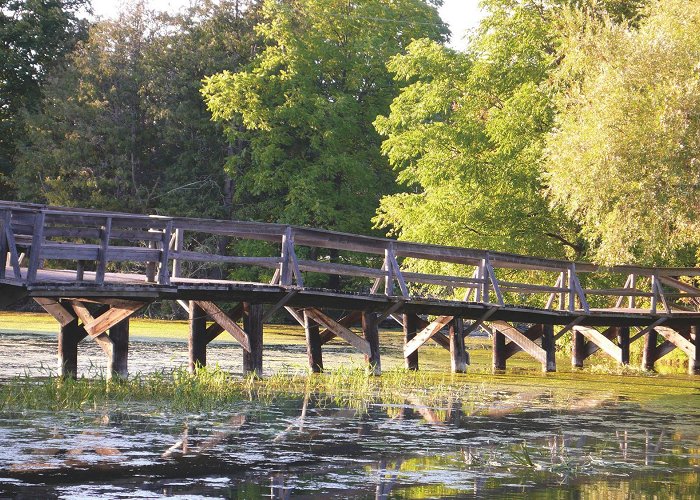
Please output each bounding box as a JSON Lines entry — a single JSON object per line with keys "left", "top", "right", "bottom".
{"left": 304, "top": 310, "right": 323, "bottom": 373}
{"left": 449, "top": 317, "right": 468, "bottom": 373}
{"left": 692, "top": 325, "right": 699, "bottom": 375}
{"left": 362, "top": 312, "right": 381, "bottom": 376}
{"left": 618, "top": 327, "right": 630, "bottom": 365}
{"left": 242, "top": 303, "right": 263, "bottom": 377}
{"left": 642, "top": 329, "right": 658, "bottom": 371}
{"left": 492, "top": 328, "right": 506, "bottom": 372}
{"left": 572, "top": 328, "right": 585, "bottom": 368}
{"left": 57, "top": 315, "right": 85, "bottom": 379}
{"left": 189, "top": 301, "right": 207, "bottom": 373}
{"left": 542, "top": 324, "right": 556, "bottom": 372}
{"left": 108, "top": 318, "right": 129, "bottom": 379}
{"left": 403, "top": 314, "right": 419, "bottom": 371}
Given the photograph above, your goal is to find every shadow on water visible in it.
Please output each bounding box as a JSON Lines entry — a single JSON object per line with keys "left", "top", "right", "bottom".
{"left": 1, "top": 388, "right": 699, "bottom": 498}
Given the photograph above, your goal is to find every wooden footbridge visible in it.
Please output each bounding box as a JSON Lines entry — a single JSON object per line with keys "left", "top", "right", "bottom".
{"left": 1, "top": 200, "right": 699, "bottom": 378}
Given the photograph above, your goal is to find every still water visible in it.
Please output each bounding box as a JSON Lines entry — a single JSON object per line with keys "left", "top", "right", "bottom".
{"left": 0, "top": 332, "right": 699, "bottom": 498}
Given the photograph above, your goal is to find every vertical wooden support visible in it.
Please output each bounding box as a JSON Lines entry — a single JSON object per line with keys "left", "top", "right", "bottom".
{"left": 27, "top": 211, "right": 45, "bottom": 283}
{"left": 492, "top": 328, "right": 506, "bottom": 371}
{"left": 362, "top": 312, "right": 381, "bottom": 376}
{"left": 542, "top": 324, "right": 556, "bottom": 372}
{"left": 242, "top": 303, "right": 264, "bottom": 377}
{"left": 691, "top": 325, "right": 699, "bottom": 375}
{"left": 95, "top": 217, "right": 112, "bottom": 284}
{"left": 108, "top": 318, "right": 129, "bottom": 379}
{"left": 642, "top": 328, "right": 657, "bottom": 371}
{"left": 304, "top": 310, "right": 323, "bottom": 373}
{"left": 449, "top": 317, "right": 467, "bottom": 373}
{"left": 58, "top": 315, "right": 85, "bottom": 378}
{"left": 618, "top": 326, "right": 630, "bottom": 365}
{"left": 145, "top": 240, "right": 157, "bottom": 282}
{"left": 402, "top": 313, "right": 419, "bottom": 370}
{"left": 189, "top": 301, "right": 207, "bottom": 373}
{"left": 173, "top": 227, "right": 184, "bottom": 278}
{"left": 572, "top": 328, "right": 585, "bottom": 368}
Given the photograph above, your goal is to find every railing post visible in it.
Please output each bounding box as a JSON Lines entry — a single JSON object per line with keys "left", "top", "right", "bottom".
{"left": 0, "top": 210, "right": 7, "bottom": 280}
{"left": 158, "top": 220, "right": 172, "bottom": 285}
{"left": 650, "top": 274, "right": 658, "bottom": 314}
{"left": 172, "top": 227, "right": 184, "bottom": 278}
{"left": 280, "top": 227, "right": 293, "bottom": 286}
{"left": 95, "top": 216, "right": 112, "bottom": 284}
{"left": 384, "top": 244, "right": 395, "bottom": 296}
{"left": 481, "top": 257, "right": 490, "bottom": 304}
{"left": 629, "top": 274, "right": 636, "bottom": 309}
{"left": 27, "top": 210, "right": 45, "bottom": 283}
{"left": 568, "top": 264, "right": 576, "bottom": 312}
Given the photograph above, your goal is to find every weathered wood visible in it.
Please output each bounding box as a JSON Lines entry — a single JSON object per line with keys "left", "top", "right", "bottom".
{"left": 642, "top": 328, "right": 657, "bottom": 371}
{"left": 691, "top": 325, "right": 699, "bottom": 375}
{"left": 449, "top": 317, "right": 468, "bottom": 373}
{"left": 572, "top": 327, "right": 585, "bottom": 368}
{"left": 108, "top": 318, "right": 129, "bottom": 379}
{"left": 262, "top": 290, "right": 298, "bottom": 323}
{"left": 618, "top": 326, "right": 630, "bottom": 365}
{"left": 490, "top": 321, "right": 546, "bottom": 365}
{"left": 304, "top": 310, "right": 323, "bottom": 373}
{"left": 304, "top": 308, "right": 371, "bottom": 356}
{"left": 504, "top": 324, "right": 543, "bottom": 359}
{"left": 158, "top": 220, "right": 172, "bottom": 285}
{"left": 403, "top": 315, "right": 454, "bottom": 358}
{"left": 655, "top": 326, "right": 695, "bottom": 359}
{"left": 575, "top": 326, "right": 622, "bottom": 363}
{"left": 242, "top": 303, "right": 263, "bottom": 377}
{"left": 189, "top": 301, "right": 207, "bottom": 373}
{"left": 172, "top": 227, "right": 184, "bottom": 278}
{"left": 362, "top": 312, "right": 381, "bottom": 375}
{"left": 195, "top": 300, "right": 250, "bottom": 352}
{"left": 492, "top": 327, "right": 506, "bottom": 371}
{"left": 170, "top": 250, "right": 280, "bottom": 267}
{"left": 83, "top": 301, "right": 147, "bottom": 338}
{"left": 542, "top": 324, "right": 556, "bottom": 372}
{"left": 58, "top": 314, "right": 87, "bottom": 378}
{"left": 34, "top": 297, "right": 75, "bottom": 327}
{"left": 403, "top": 314, "right": 419, "bottom": 371}
{"left": 27, "top": 211, "right": 45, "bottom": 283}
{"left": 319, "top": 310, "right": 362, "bottom": 345}
{"left": 95, "top": 217, "right": 112, "bottom": 284}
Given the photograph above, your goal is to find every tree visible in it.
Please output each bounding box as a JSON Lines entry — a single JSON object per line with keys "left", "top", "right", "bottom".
{"left": 545, "top": 0, "right": 700, "bottom": 265}
{"left": 14, "top": 0, "right": 262, "bottom": 217}
{"left": 201, "top": 0, "right": 448, "bottom": 235}
{"left": 0, "top": 0, "right": 89, "bottom": 197}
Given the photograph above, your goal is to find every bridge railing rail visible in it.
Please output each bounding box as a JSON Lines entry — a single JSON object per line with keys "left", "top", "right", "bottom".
{"left": 2, "top": 201, "right": 700, "bottom": 315}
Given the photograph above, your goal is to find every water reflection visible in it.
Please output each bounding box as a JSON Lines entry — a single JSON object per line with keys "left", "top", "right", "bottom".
{"left": 0, "top": 388, "right": 698, "bottom": 498}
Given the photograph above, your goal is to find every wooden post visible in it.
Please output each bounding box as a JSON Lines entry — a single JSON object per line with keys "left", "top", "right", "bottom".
{"left": 449, "top": 317, "right": 467, "bottom": 373}
{"left": 542, "top": 324, "right": 556, "bottom": 372}
{"left": 58, "top": 315, "right": 86, "bottom": 379}
{"left": 304, "top": 310, "right": 323, "bottom": 373}
{"left": 618, "top": 326, "right": 630, "bottom": 365}
{"left": 402, "top": 313, "right": 419, "bottom": 371}
{"left": 108, "top": 318, "right": 129, "bottom": 379}
{"left": 189, "top": 301, "right": 207, "bottom": 373}
{"left": 572, "top": 328, "right": 585, "bottom": 368}
{"left": 492, "top": 327, "right": 506, "bottom": 372}
{"left": 691, "top": 325, "right": 699, "bottom": 375}
{"left": 362, "top": 312, "right": 381, "bottom": 376}
{"left": 145, "top": 240, "right": 157, "bottom": 282}
{"left": 642, "top": 328, "right": 657, "bottom": 371}
{"left": 242, "top": 303, "right": 263, "bottom": 377}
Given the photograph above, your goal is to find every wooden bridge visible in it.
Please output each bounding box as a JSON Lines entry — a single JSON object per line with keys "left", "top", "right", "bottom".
{"left": 1, "top": 200, "right": 699, "bottom": 378}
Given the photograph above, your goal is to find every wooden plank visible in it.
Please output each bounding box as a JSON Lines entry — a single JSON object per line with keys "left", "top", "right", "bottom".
{"left": 630, "top": 318, "right": 667, "bottom": 343}
{"left": 655, "top": 326, "right": 695, "bottom": 358}
{"left": 554, "top": 316, "right": 585, "bottom": 341}
{"left": 202, "top": 303, "right": 244, "bottom": 345}
{"left": 262, "top": 290, "right": 299, "bottom": 323}
{"left": 485, "top": 259, "right": 504, "bottom": 305}
{"left": 319, "top": 310, "right": 362, "bottom": 345}
{"left": 577, "top": 326, "right": 621, "bottom": 362}
{"left": 83, "top": 301, "right": 146, "bottom": 338}
{"left": 403, "top": 315, "right": 454, "bottom": 358}
{"left": 242, "top": 303, "right": 263, "bottom": 376}
{"left": 542, "top": 324, "right": 556, "bottom": 372}
{"left": 69, "top": 300, "right": 95, "bottom": 326}
{"left": 34, "top": 297, "right": 75, "bottom": 327}
{"left": 654, "top": 340, "right": 676, "bottom": 361}
{"left": 170, "top": 250, "right": 281, "bottom": 267}
{"left": 362, "top": 312, "right": 381, "bottom": 375}
{"left": 582, "top": 327, "right": 617, "bottom": 358}
{"left": 195, "top": 300, "right": 250, "bottom": 352}
{"left": 388, "top": 248, "right": 409, "bottom": 297}
{"left": 189, "top": 301, "right": 207, "bottom": 372}
{"left": 172, "top": 227, "right": 184, "bottom": 278}
{"left": 303, "top": 310, "right": 323, "bottom": 372}
{"left": 490, "top": 321, "right": 546, "bottom": 365}
{"left": 95, "top": 217, "right": 112, "bottom": 284}
{"left": 27, "top": 211, "right": 45, "bottom": 283}
{"left": 377, "top": 300, "right": 405, "bottom": 322}
{"left": 158, "top": 220, "right": 172, "bottom": 285}
{"left": 304, "top": 308, "right": 371, "bottom": 356}
{"left": 503, "top": 324, "right": 543, "bottom": 359}
{"left": 284, "top": 306, "right": 305, "bottom": 327}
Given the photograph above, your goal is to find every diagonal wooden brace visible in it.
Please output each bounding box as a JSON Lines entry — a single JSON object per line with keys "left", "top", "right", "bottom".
{"left": 403, "top": 315, "right": 454, "bottom": 358}
{"left": 655, "top": 326, "right": 695, "bottom": 359}
{"left": 503, "top": 324, "right": 543, "bottom": 359}
{"left": 577, "top": 326, "right": 622, "bottom": 363}
{"left": 319, "top": 310, "right": 362, "bottom": 345}
{"left": 201, "top": 303, "right": 244, "bottom": 345}
{"left": 195, "top": 300, "right": 251, "bottom": 352}
{"left": 304, "top": 308, "right": 371, "bottom": 356}
{"left": 490, "top": 320, "right": 546, "bottom": 365}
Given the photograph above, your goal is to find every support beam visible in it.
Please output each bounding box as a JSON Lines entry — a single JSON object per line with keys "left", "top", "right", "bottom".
{"left": 403, "top": 314, "right": 419, "bottom": 370}
{"left": 642, "top": 328, "right": 658, "bottom": 371}
{"left": 242, "top": 303, "right": 263, "bottom": 377}
{"left": 692, "top": 325, "right": 700, "bottom": 375}
{"left": 201, "top": 303, "right": 244, "bottom": 345}
{"left": 304, "top": 308, "right": 371, "bottom": 356}
{"left": 449, "top": 317, "right": 468, "bottom": 373}
{"left": 655, "top": 326, "right": 695, "bottom": 359}
{"left": 572, "top": 327, "right": 585, "bottom": 368}
{"left": 195, "top": 300, "right": 250, "bottom": 352}
{"left": 490, "top": 321, "right": 546, "bottom": 366}
{"left": 108, "top": 318, "right": 129, "bottom": 379}
{"left": 618, "top": 326, "right": 630, "bottom": 365}
{"left": 189, "top": 301, "right": 207, "bottom": 373}
{"left": 403, "top": 315, "right": 454, "bottom": 359}
{"left": 35, "top": 297, "right": 74, "bottom": 327}
{"left": 304, "top": 310, "right": 323, "bottom": 373}
{"left": 542, "top": 324, "right": 556, "bottom": 372}
{"left": 504, "top": 324, "right": 542, "bottom": 360}
{"left": 492, "top": 328, "right": 506, "bottom": 372}
{"left": 58, "top": 315, "right": 87, "bottom": 379}
{"left": 576, "top": 326, "right": 622, "bottom": 363}
{"left": 319, "top": 310, "right": 362, "bottom": 345}
{"left": 362, "top": 312, "right": 381, "bottom": 376}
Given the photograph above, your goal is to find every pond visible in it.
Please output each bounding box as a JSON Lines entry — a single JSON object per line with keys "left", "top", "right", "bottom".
{"left": 0, "top": 332, "right": 699, "bottom": 498}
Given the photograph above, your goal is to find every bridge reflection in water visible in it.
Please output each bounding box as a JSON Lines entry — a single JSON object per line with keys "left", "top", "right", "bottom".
{"left": 1, "top": 200, "right": 699, "bottom": 378}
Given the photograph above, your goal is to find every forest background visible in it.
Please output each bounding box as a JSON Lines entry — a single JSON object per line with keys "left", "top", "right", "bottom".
{"left": 3, "top": 0, "right": 700, "bottom": 297}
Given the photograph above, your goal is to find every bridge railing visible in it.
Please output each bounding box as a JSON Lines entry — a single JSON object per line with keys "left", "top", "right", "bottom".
{"left": 3, "top": 200, "right": 700, "bottom": 315}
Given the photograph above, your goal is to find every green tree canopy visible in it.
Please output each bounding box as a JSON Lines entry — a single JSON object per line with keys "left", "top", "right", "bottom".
{"left": 0, "top": 0, "right": 89, "bottom": 196}
{"left": 15, "top": 0, "right": 261, "bottom": 217}
{"left": 202, "top": 0, "right": 448, "bottom": 234}
{"left": 546, "top": 0, "right": 700, "bottom": 265}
